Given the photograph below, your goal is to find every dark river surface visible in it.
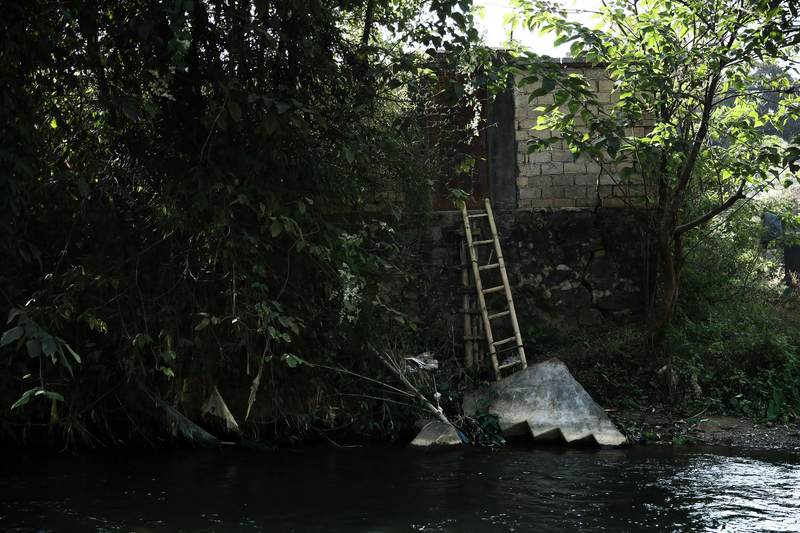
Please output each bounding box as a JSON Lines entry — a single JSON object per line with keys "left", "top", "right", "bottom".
{"left": 2, "top": 444, "right": 799, "bottom": 532}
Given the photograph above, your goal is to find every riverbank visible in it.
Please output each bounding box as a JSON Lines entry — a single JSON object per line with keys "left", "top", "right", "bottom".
{"left": 611, "top": 408, "right": 800, "bottom": 451}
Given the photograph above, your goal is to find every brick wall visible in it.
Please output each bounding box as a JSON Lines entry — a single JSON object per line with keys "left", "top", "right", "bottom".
{"left": 365, "top": 60, "right": 650, "bottom": 212}
{"left": 514, "top": 62, "right": 647, "bottom": 209}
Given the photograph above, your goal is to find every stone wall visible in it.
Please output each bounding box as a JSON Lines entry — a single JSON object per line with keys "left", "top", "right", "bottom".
{"left": 409, "top": 208, "right": 645, "bottom": 340}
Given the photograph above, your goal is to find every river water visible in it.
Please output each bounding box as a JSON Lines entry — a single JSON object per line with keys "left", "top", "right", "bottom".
{"left": 1, "top": 444, "right": 799, "bottom": 532}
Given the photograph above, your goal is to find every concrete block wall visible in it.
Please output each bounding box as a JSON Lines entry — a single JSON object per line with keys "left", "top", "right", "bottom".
{"left": 514, "top": 63, "right": 648, "bottom": 209}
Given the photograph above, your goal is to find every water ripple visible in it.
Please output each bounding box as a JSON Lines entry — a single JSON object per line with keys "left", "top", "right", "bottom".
{"left": 661, "top": 454, "right": 800, "bottom": 532}
{"left": 1, "top": 446, "right": 799, "bottom": 531}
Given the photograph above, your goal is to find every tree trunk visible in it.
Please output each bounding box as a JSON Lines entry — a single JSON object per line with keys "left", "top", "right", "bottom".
{"left": 651, "top": 224, "right": 681, "bottom": 347}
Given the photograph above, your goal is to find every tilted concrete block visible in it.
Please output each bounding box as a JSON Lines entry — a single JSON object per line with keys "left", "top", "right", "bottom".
{"left": 463, "top": 358, "right": 626, "bottom": 446}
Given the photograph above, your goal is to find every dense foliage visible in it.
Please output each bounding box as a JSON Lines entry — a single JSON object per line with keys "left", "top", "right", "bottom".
{"left": 0, "top": 0, "right": 482, "bottom": 445}
{"left": 517, "top": 203, "right": 800, "bottom": 423}
{"left": 509, "top": 0, "right": 800, "bottom": 342}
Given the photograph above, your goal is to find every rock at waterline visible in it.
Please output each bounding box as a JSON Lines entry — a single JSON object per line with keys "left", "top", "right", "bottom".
{"left": 463, "top": 358, "right": 626, "bottom": 447}
{"left": 410, "top": 421, "right": 462, "bottom": 446}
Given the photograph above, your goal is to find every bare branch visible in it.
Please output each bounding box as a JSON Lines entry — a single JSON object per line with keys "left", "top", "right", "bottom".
{"left": 712, "top": 87, "right": 800, "bottom": 107}
{"left": 674, "top": 180, "right": 746, "bottom": 235}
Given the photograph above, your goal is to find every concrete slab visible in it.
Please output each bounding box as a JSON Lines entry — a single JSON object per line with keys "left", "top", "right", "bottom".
{"left": 463, "top": 358, "right": 626, "bottom": 446}
{"left": 410, "top": 421, "right": 462, "bottom": 446}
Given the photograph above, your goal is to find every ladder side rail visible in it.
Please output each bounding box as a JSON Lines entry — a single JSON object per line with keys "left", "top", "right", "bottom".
{"left": 484, "top": 199, "right": 528, "bottom": 370}
{"left": 460, "top": 240, "right": 474, "bottom": 369}
{"left": 460, "top": 203, "right": 501, "bottom": 378}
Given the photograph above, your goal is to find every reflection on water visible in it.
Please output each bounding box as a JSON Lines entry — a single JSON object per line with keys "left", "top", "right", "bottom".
{"left": 666, "top": 455, "right": 800, "bottom": 532}
{"left": 0, "top": 445, "right": 798, "bottom": 532}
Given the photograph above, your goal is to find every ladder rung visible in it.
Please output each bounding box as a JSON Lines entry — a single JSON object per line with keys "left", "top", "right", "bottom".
{"left": 478, "top": 263, "right": 500, "bottom": 271}
{"left": 488, "top": 310, "right": 510, "bottom": 320}
{"left": 496, "top": 344, "right": 523, "bottom": 355}
{"left": 468, "top": 213, "right": 489, "bottom": 219}
{"left": 482, "top": 285, "right": 505, "bottom": 295}
{"left": 472, "top": 239, "right": 494, "bottom": 246}
{"left": 499, "top": 358, "right": 523, "bottom": 370}
{"left": 494, "top": 344, "right": 522, "bottom": 355}
{"left": 493, "top": 336, "right": 516, "bottom": 347}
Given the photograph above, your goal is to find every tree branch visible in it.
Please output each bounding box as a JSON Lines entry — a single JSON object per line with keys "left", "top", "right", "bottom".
{"left": 361, "top": 0, "right": 375, "bottom": 48}
{"left": 674, "top": 180, "right": 746, "bottom": 235}
{"left": 712, "top": 86, "right": 800, "bottom": 107}
{"left": 674, "top": 74, "right": 720, "bottom": 195}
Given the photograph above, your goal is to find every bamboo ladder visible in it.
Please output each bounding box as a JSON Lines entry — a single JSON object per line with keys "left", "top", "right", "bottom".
{"left": 461, "top": 238, "right": 485, "bottom": 370}
{"left": 461, "top": 198, "right": 527, "bottom": 380}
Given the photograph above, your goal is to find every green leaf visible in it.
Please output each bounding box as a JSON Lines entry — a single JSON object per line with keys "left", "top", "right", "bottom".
{"left": 270, "top": 219, "right": 283, "bottom": 237}
{"left": 42, "top": 336, "right": 58, "bottom": 357}
{"left": 61, "top": 340, "right": 81, "bottom": 363}
{"left": 25, "top": 339, "right": 42, "bottom": 358}
{"left": 77, "top": 178, "right": 90, "bottom": 198}
{"left": 281, "top": 353, "right": 302, "bottom": 368}
{"left": 529, "top": 77, "right": 557, "bottom": 98}
{"left": 620, "top": 166, "right": 635, "bottom": 179}
{"left": 767, "top": 398, "right": 779, "bottom": 421}
{"left": 11, "top": 388, "right": 39, "bottom": 410}
{"left": 607, "top": 136, "right": 620, "bottom": 159}
{"left": 133, "top": 333, "right": 153, "bottom": 349}
{"left": 228, "top": 101, "right": 242, "bottom": 122}
{"left": 43, "top": 391, "right": 64, "bottom": 402}
{"left": 194, "top": 317, "right": 210, "bottom": 331}
{"left": 120, "top": 97, "right": 139, "bottom": 122}
{"left": 9, "top": 387, "right": 62, "bottom": 409}
{"left": 58, "top": 349, "right": 74, "bottom": 377}
{"left": 264, "top": 114, "right": 278, "bottom": 135}
{"left": 7, "top": 308, "right": 22, "bottom": 325}
{"left": 553, "top": 34, "right": 572, "bottom": 47}
{"left": 160, "top": 367, "right": 175, "bottom": 378}
{"left": 0, "top": 326, "right": 24, "bottom": 347}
